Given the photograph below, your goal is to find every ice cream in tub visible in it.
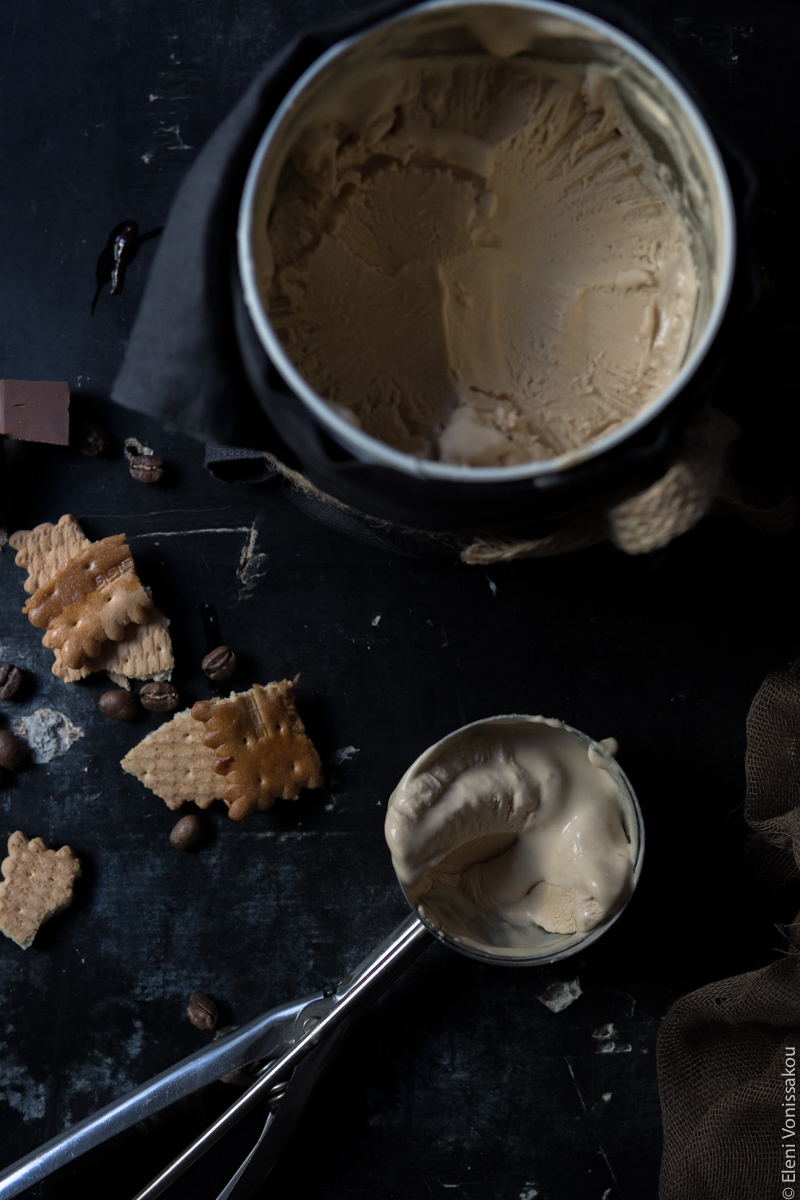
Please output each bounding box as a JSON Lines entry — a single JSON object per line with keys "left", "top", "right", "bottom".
{"left": 238, "top": 0, "right": 734, "bottom": 532}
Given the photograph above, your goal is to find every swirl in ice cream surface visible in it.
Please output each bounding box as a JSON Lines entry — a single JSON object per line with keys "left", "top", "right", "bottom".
{"left": 264, "top": 54, "right": 698, "bottom": 467}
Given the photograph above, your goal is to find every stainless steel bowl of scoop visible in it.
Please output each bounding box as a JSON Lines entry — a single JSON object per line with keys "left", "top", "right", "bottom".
{"left": 0, "top": 716, "right": 643, "bottom": 1200}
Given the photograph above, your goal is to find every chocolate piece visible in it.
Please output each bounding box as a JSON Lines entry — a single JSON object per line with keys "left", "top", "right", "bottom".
{"left": 0, "top": 664, "right": 24, "bottom": 701}
{"left": 0, "top": 730, "right": 29, "bottom": 771}
{"left": 129, "top": 454, "right": 164, "bottom": 483}
{"left": 169, "top": 814, "right": 209, "bottom": 851}
{"left": 140, "top": 681, "right": 180, "bottom": 712}
{"left": 187, "top": 992, "right": 218, "bottom": 1031}
{"left": 0, "top": 381, "right": 70, "bottom": 446}
{"left": 99, "top": 689, "right": 140, "bottom": 721}
{"left": 201, "top": 646, "right": 237, "bottom": 682}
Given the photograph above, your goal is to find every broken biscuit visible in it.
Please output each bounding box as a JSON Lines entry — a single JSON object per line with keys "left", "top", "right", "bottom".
{"left": 22, "top": 533, "right": 152, "bottom": 669}
{"left": 121, "top": 709, "right": 222, "bottom": 810}
{"left": 53, "top": 606, "right": 173, "bottom": 683}
{"left": 9, "top": 515, "right": 174, "bottom": 683}
{"left": 9, "top": 514, "right": 90, "bottom": 594}
{"left": 192, "top": 680, "right": 324, "bottom": 820}
{"left": 0, "top": 831, "right": 81, "bottom": 949}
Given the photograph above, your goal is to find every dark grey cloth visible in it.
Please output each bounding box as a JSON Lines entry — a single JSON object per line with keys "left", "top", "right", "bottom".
{"left": 204, "top": 443, "right": 278, "bottom": 484}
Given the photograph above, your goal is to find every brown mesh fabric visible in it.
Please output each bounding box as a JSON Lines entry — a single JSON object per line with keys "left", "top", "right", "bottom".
{"left": 658, "top": 668, "right": 800, "bottom": 1200}
{"left": 745, "top": 672, "right": 800, "bottom": 884}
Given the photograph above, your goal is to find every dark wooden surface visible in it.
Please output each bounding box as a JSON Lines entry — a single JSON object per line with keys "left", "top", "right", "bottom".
{"left": 1, "top": 2, "right": 799, "bottom": 1198}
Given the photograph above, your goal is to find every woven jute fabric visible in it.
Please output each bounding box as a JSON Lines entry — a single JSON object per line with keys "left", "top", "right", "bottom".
{"left": 657, "top": 668, "right": 800, "bottom": 1200}
{"left": 265, "top": 405, "right": 794, "bottom": 562}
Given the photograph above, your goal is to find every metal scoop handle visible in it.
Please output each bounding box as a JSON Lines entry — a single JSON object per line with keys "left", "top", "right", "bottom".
{"left": 134, "top": 913, "right": 432, "bottom": 1199}
{"left": 0, "top": 914, "right": 431, "bottom": 1198}
{"left": 0, "top": 994, "right": 313, "bottom": 1198}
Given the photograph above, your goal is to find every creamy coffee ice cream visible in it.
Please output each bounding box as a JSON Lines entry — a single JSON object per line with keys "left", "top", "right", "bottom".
{"left": 263, "top": 54, "right": 698, "bottom": 466}
{"left": 385, "top": 717, "right": 638, "bottom": 958}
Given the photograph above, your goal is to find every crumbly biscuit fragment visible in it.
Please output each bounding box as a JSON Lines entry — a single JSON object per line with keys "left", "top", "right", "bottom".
{"left": 191, "top": 680, "right": 324, "bottom": 820}
{"left": 23, "top": 533, "right": 152, "bottom": 669}
{"left": 9, "top": 514, "right": 90, "bottom": 593}
{"left": 121, "top": 709, "right": 222, "bottom": 810}
{"left": 97, "top": 607, "right": 173, "bottom": 678}
{"left": 10, "top": 516, "right": 174, "bottom": 683}
{"left": 0, "top": 831, "right": 81, "bottom": 949}
{"left": 53, "top": 607, "right": 174, "bottom": 683}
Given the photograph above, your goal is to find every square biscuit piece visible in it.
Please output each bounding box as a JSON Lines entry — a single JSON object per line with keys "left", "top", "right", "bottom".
{"left": 121, "top": 709, "right": 222, "bottom": 810}
{"left": 0, "top": 831, "right": 81, "bottom": 949}
{"left": 192, "top": 680, "right": 324, "bottom": 820}
{"left": 23, "top": 533, "right": 152, "bottom": 669}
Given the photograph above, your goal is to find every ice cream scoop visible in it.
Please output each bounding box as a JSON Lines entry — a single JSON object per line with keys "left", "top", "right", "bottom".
{"left": 1, "top": 716, "right": 644, "bottom": 1198}
{"left": 386, "top": 715, "right": 643, "bottom": 963}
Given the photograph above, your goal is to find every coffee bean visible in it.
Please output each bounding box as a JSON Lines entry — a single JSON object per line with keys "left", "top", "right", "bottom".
{"left": 73, "top": 419, "right": 112, "bottom": 457}
{"left": 140, "top": 681, "right": 180, "bottom": 712}
{"left": 99, "top": 688, "right": 140, "bottom": 721}
{"left": 129, "top": 454, "right": 165, "bottom": 483}
{"left": 201, "top": 645, "right": 237, "bottom": 682}
{"left": 169, "top": 813, "right": 208, "bottom": 851}
{"left": 0, "top": 664, "right": 24, "bottom": 702}
{"left": 187, "top": 992, "right": 218, "bottom": 1032}
{"left": 0, "top": 730, "right": 29, "bottom": 771}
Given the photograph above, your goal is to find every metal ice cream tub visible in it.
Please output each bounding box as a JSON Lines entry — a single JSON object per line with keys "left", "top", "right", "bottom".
{"left": 237, "top": 0, "right": 737, "bottom": 536}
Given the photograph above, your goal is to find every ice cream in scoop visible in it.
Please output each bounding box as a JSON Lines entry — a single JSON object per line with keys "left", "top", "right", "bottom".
{"left": 385, "top": 716, "right": 640, "bottom": 959}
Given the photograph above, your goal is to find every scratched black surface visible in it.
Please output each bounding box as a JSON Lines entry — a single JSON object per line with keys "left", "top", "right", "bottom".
{"left": 1, "top": 1, "right": 800, "bottom": 1198}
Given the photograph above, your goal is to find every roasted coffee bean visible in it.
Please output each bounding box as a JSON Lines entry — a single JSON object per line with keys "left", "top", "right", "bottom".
{"left": 0, "top": 730, "right": 29, "bottom": 771}
{"left": 140, "top": 681, "right": 180, "bottom": 712}
{"left": 169, "top": 813, "right": 209, "bottom": 851}
{"left": 99, "top": 688, "right": 140, "bottom": 721}
{"left": 187, "top": 992, "right": 218, "bottom": 1032}
{"left": 0, "top": 664, "right": 24, "bottom": 701}
{"left": 201, "top": 645, "right": 237, "bottom": 682}
{"left": 73, "top": 419, "right": 112, "bottom": 457}
{"left": 129, "top": 453, "right": 165, "bottom": 483}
